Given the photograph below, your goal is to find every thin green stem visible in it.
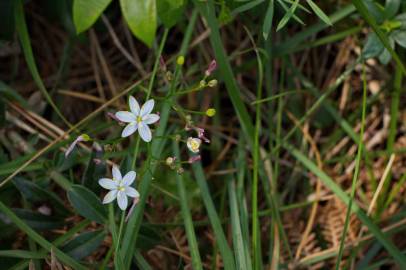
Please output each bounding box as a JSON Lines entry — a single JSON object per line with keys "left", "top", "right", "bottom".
{"left": 335, "top": 63, "right": 368, "bottom": 269}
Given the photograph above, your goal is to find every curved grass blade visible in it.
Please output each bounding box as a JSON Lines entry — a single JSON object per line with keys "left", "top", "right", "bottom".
{"left": 14, "top": 0, "right": 71, "bottom": 127}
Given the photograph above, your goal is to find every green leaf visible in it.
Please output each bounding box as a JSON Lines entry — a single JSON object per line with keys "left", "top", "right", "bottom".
{"left": 67, "top": 184, "right": 107, "bottom": 224}
{"left": 352, "top": 0, "right": 406, "bottom": 74}
{"left": 378, "top": 36, "right": 395, "bottom": 65}
{"left": 157, "top": 0, "right": 186, "bottom": 28}
{"left": 13, "top": 209, "right": 64, "bottom": 230}
{"left": 276, "top": 0, "right": 300, "bottom": 31}
{"left": 306, "top": 0, "right": 332, "bottom": 25}
{"left": 385, "top": 0, "right": 400, "bottom": 19}
{"left": 392, "top": 30, "right": 406, "bottom": 48}
{"left": 120, "top": 0, "right": 157, "bottom": 47}
{"left": 262, "top": 0, "right": 274, "bottom": 40}
{"left": 13, "top": 178, "right": 67, "bottom": 214}
{"left": 73, "top": 0, "right": 112, "bottom": 34}
{"left": 362, "top": 32, "right": 384, "bottom": 59}
{"left": 62, "top": 230, "right": 106, "bottom": 260}
{"left": 395, "top": 13, "right": 406, "bottom": 29}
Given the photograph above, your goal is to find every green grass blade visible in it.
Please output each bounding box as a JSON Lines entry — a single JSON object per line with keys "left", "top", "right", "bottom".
{"left": 173, "top": 142, "right": 203, "bottom": 270}
{"left": 277, "top": 0, "right": 300, "bottom": 31}
{"left": 14, "top": 0, "right": 71, "bottom": 127}
{"left": 306, "top": 0, "right": 332, "bottom": 25}
{"left": 0, "top": 201, "right": 87, "bottom": 270}
{"left": 191, "top": 161, "right": 235, "bottom": 270}
{"left": 0, "top": 250, "right": 44, "bottom": 259}
{"left": 228, "top": 177, "right": 251, "bottom": 270}
{"left": 335, "top": 64, "right": 367, "bottom": 269}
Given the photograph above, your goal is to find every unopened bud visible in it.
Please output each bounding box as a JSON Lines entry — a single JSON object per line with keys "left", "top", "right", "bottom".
{"left": 199, "top": 80, "right": 207, "bottom": 88}
{"left": 205, "top": 60, "right": 217, "bottom": 76}
{"left": 208, "top": 79, "right": 218, "bottom": 88}
{"left": 166, "top": 71, "right": 173, "bottom": 81}
{"left": 176, "top": 55, "right": 185, "bottom": 66}
{"left": 177, "top": 167, "right": 185, "bottom": 174}
{"left": 166, "top": 157, "right": 175, "bottom": 166}
{"left": 206, "top": 108, "right": 216, "bottom": 117}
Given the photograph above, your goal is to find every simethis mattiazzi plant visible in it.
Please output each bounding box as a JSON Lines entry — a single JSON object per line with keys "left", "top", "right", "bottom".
{"left": 1, "top": 0, "right": 406, "bottom": 269}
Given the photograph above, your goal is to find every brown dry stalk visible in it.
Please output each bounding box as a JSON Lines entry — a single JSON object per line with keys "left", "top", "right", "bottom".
{"left": 286, "top": 111, "right": 323, "bottom": 260}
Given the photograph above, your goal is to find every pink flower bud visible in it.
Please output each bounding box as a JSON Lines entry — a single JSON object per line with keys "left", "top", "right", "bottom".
{"left": 205, "top": 60, "right": 217, "bottom": 76}
{"left": 65, "top": 135, "right": 89, "bottom": 157}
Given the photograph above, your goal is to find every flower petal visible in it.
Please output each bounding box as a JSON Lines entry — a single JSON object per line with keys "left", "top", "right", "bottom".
{"left": 98, "top": 178, "right": 117, "bottom": 190}
{"left": 102, "top": 190, "right": 117, "bottom": 204}
{"left": 112, "top": 165, "right": 122, "bottom": 181}
{"left": 142, "top": 114, "right": 160, "bottom": 124}
{"left": 115, "top": 111, "right": 136, "bottom": 123}
{"left": 129, "top": 96, "right": 140, "bottom": 115}
{"left": 138, "top": 123, "right": 152, "bottom": 142}
{"left": 122, "top": 171, "right": 136, "bottom": 186}
{"left": 121, "top": 123, "right": 138, "bottom": 138}
{"left": 140, "top": 99, "right": 155, "bottom": 117}
{"left": 125, "top": 186, "right": 139, "bottom": 198}
{"left": 117, "top": 191, "right": 128, "bottom": 210}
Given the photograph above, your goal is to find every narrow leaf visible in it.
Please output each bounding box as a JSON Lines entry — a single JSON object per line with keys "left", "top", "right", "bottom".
{"left": 306, "top": 0, "right": 332, "bottom": 25}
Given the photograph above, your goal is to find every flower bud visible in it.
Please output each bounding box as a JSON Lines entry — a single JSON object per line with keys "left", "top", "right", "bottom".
{"left": 205, "top": 60, "right": 217, "bottom": 76}
{"left": 208, "top": 79, "right": 218, "bottom": 88}
{"left": 176, "top": 55, "right": 185, "bottom": 66}
{"left": 187, "top": 137, "right": 202, "bottom": 153}
{"left": 199, "top": 80, "right": 207, "bottom": 88}
{"left": 165, "top": 71, "right": 173, "bottom": 81}
{"left": 166, "top": 157, "right": 175, "bottom": 166}
{"left": 206, "top": 108, "right": 216, "bottom": 117}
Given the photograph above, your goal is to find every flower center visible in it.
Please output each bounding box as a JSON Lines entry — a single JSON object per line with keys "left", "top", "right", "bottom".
{"left": 136, "top": 116, "right": 142, "bottom": 123}
{"left": 191, "top": 141, "right": 199, "bottom": 151}
{"left": 118, "top": 185, "right": 125, "bottom": 191}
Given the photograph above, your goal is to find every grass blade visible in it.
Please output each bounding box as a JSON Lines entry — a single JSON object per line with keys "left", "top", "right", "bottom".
{"left": 191, "top": 161, "right": 235, "bottom": 269}
{"left": 0, "top": 201, "right": 87, "bottom": 270}
{"left": 173, "top": 142, "right": 203, "bottom": 270}
{"left": 335, "top": 64, "right": 367, "bottom": 269}
{"left": 14, "top": 0, "right": 71, "bottom": 127}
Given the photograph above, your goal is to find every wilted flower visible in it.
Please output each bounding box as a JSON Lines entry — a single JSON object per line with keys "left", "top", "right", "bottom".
{"left": 205, "top": 60, "right": 217, "bottom": 76}
{"left": 115, "top": 96, "right": 160, "bottom": 142}
{"left": 187, "top": 137, "right": 202, "bottom": 153}
{"left": 188, "top": 155, "right": 201, "bottom": 164}
{"left": 98, "top": 165, "right": 139, "bottom": 211}
{"left": 65, "top": 134, "right": 90, "bottom": 157}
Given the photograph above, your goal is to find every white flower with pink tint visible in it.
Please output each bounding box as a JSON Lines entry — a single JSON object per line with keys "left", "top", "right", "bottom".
{"left": 115, "top": 96, "right": 160, "bottom": 142}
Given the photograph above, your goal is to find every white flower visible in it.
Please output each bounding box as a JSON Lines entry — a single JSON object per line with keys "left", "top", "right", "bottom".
{"left": 98, "top": 165, "right": 139, "bottom": 211}
{"left": 187, "top": 137, "right": 202, "bottom": 153}
{"left": 115, "top": 97, "right": 160, "bottom": 142}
